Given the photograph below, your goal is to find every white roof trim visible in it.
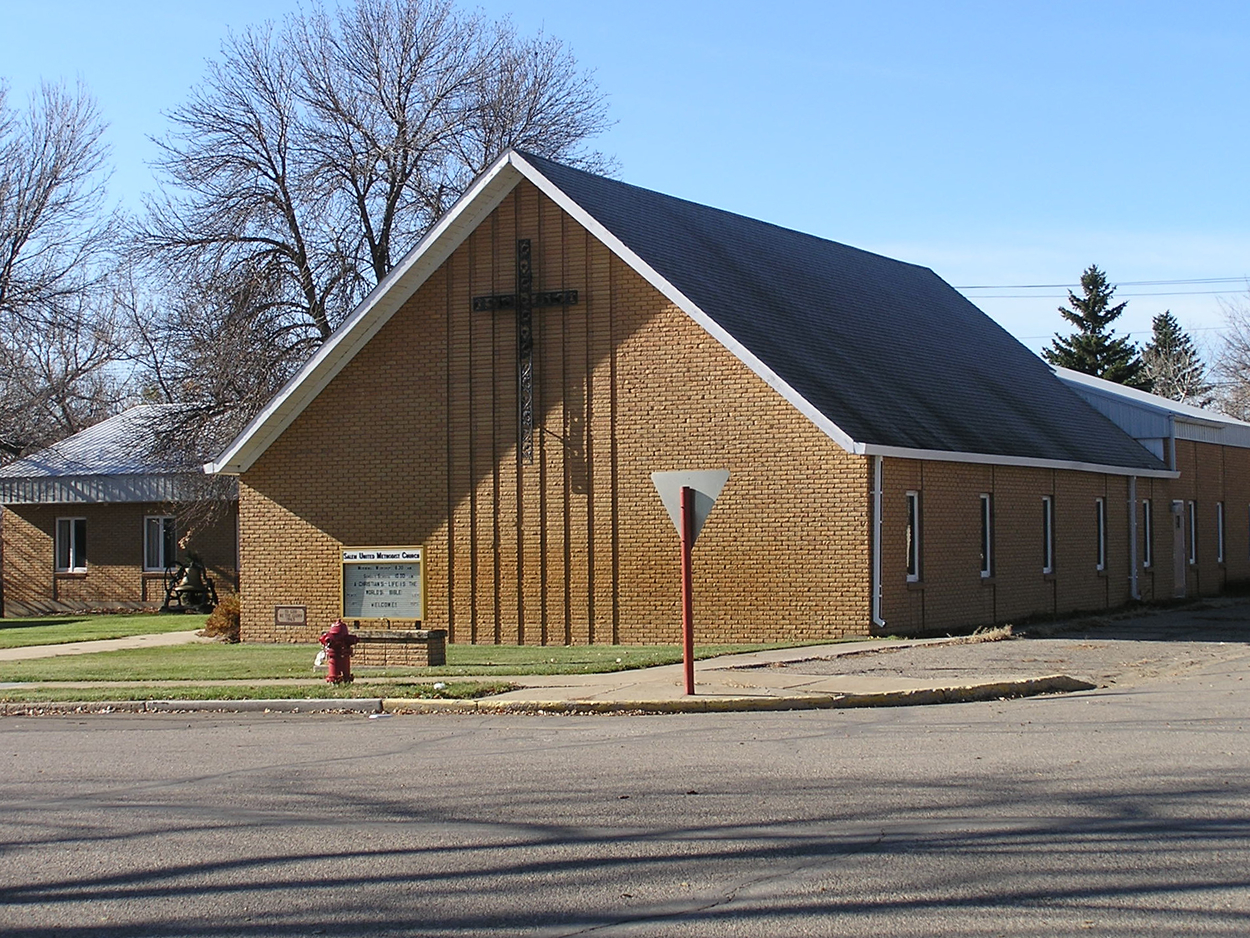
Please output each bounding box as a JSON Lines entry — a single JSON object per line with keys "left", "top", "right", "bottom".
{"left": 206, "top": 156, "right": 525, "bottom": 474}
{"left": 205, "top": 149, "right": 1173, "bottom": 479}
{"left": 507, "top": 152, "right": 865, "bottom": 456}
{"left": 857, "top": 442, "right": 1177, "bottom": 479}
{"left": 206, "top": 149, "right": 866, "bottom": 473}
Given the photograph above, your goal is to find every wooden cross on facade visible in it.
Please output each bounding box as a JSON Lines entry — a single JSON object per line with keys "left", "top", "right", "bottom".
{"left": 472, "top": 239, "right": 579, "bottom": 464}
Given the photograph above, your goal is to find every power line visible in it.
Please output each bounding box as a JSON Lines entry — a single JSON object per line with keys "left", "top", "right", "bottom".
{"left": 1018, "top": 324, "right": 1227, "bottom": 341}
{"left": 956, "top": 276, "right": 1249, "bottom": 290}
{"left": 971, "top": 289, "right": 1238, "bottom": 299}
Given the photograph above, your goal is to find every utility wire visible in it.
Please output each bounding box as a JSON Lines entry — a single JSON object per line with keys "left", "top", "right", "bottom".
{"left": 956, "top": 276, "right": 1249, "bottom": 289}
{"left": 970, "top": 289, "right": 1237, "bottom": 298}
{"left": 1017, "top": 324, "right": 1227, "bottom": 341}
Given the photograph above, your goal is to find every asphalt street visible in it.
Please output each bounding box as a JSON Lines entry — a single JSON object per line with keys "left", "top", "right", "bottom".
{"left": 1, "top": 636, "right": 1248, "bottom": 937}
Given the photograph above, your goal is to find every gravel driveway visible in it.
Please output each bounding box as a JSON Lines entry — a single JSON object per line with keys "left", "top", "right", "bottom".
{"left": 781, "top": 598, "right": 1250, "bottom": 688}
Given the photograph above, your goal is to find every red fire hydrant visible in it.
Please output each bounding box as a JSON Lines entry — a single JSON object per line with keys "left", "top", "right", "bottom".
{"left": 319, "top": 619, "right": 358, "bottom": 684}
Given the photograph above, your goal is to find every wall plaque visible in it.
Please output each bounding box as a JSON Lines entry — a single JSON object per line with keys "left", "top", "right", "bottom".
{"left": 341, "top": 547, "right": 424, "bottom": 621}
{"left": 274, "top": 605, "right": 307, "bottom": 628}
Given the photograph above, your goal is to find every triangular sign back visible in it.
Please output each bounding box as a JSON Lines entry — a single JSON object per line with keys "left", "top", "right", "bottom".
{"left": 651, "top": 470, "right": 729, "bottom": 544}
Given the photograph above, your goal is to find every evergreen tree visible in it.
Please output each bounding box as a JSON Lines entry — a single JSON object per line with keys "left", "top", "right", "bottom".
{"left": 1043, "top": 265, "right": 1149, "bottom": 389}
{"left": 1142, "top": 310, "right": 1211, "bottom": 404}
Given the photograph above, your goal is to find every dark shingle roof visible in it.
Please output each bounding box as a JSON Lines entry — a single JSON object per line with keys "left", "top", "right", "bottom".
{"left": 522, "top": 153, "right": 1166, "bottom": 472}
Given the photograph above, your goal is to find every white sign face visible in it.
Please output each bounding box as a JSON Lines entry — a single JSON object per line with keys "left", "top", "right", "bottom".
{"left": 342, "top": 547, "right": 423, "bottom": 620}
{"left": 650, "top": 470, "right": 729, "bottom": 543}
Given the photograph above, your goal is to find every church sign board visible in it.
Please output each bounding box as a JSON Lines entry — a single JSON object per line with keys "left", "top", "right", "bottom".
{"left": 341, "top": 547, "right": 424, "bottom": 621}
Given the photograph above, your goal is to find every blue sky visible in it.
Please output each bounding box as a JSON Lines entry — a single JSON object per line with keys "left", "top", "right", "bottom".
{"left": 5, "top": 0, "right": 1249, "bottom": 354}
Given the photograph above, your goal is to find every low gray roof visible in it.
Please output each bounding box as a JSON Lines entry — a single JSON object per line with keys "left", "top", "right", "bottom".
{"left": 0, "top": 405, "right": 234, "bottom": 505}
{"left": 1055, "top": 367, "right": 1250, "bottom": 451}
{"left": 0, "top": 406, "right": 184, "bottom": 479}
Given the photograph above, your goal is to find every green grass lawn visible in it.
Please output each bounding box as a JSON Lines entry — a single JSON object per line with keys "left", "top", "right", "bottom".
{"left": 0, "top": 613, "right": 208, "bottom": 649}
{"left": 0, "top": 640, "right": 814, "bottom": 683}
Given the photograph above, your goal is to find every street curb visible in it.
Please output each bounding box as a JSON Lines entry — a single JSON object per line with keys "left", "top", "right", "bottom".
{"left": 0, "top": 698, "right": 384, "bottom": 715}
{"left": 0, "top": 676, "right": 1095, "bottom": 716}
{"left": 380, "top": 675, "right": 1097, "bottom": 715}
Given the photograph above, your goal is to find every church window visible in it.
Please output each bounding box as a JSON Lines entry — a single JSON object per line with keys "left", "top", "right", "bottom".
{"left": 905, "top": 491, "right": 921, "bottom": 582}
{"left": 1141, "top": 499, "right": 1153, "bottom": 568}
{"left": 1095, "top": 498, "right": 1106, "bottom": 571}
{"left": 1188, "top": 501, "right": 1197, "bottom": 565}
{"left": 1217, "top": 502, "right": 1225, "bottom": 563}
{"left": 1042, "top": 496, "right": 1054, "bottom": 574}
{"left": 979, "top": 494, "right": 993, "bottom": 577}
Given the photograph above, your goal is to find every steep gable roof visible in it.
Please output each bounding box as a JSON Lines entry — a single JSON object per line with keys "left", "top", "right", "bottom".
{"left": 207, "top": 150, "right": 1170, "bottom": 478}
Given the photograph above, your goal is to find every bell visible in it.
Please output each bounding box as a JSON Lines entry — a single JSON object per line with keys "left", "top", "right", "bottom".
{"left": 174, "top": 563, "right": 207, "bottom": 603}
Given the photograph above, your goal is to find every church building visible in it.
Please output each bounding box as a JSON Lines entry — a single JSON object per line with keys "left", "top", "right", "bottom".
{"left": 207, "top": 150, "right": 1246, "bottom": 645}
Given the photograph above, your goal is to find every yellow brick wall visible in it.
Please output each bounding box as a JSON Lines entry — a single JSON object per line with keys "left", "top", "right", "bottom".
{"left": 239, "top": 180, "right": 872, "bottom": 645}
{"left": 2, "top": 502, "right": 238, "bottom": 613}
{"left": 879, "top": 459, "right": 1177, "bottom": 634}
{"left": 1171, "top": 439, "right": 1250, "bottom": 597}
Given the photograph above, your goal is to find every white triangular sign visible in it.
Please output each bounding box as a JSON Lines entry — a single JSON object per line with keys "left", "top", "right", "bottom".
{"left": 650, "top": 470, "right": 729, "bottom": 544}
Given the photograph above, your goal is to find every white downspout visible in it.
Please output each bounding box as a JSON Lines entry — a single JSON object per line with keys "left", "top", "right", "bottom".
{"left": 872, "top": 455, "right": 886, "bottom": 629}
{"left": 1128, "top": 475, "right": 1140, "bottom": 600}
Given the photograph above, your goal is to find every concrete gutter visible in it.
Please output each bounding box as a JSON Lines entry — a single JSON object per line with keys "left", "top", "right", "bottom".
{"left": 380, "top": 674, "right": 1095, "bottom": 714}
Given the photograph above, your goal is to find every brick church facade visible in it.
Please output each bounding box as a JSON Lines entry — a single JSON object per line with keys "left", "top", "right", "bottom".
{"left": 208, "top": 151, "right": 1250, "bottom": 644}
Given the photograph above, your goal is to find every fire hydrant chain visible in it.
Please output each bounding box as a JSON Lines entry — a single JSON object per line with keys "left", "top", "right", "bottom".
{"left": 318, "top": 619, "right": 358, "bottom": 684}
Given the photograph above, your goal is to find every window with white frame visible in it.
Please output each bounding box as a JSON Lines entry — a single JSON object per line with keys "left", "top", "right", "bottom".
{"left": 144, "top": 516, "right": 178, "bottom": 571}
{"left": 979, "top": 494, "right": 993, "bottom": 578}
{"left": 1095, "top": 497, "right": 1106, "bottom": 571}
{"left": 905, "top": 491, "right": 921, "bottom": 582}
{"left": 1188, "top": 501, "right": 1197, "bottom": 565}
{"left": 1142, "top": 499, "right": 1153, "bottom": 569}
{"left": 55, "top": 518, "right": 87, "bottom": 573}
{"left": 1217, "top": 502, "right": 1226, "bottom": 563}
{"left": 1042, "top": 495, "right": 1054, "bottom": 574}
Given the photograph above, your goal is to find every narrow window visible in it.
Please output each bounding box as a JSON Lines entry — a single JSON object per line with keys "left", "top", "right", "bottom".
{"left": 1217, "top": 502, "right": 1226, "bottom": 563}
{"left": 144, "top": 516, "right": 177, "bottom": 571}
{"left": 979, "top": 493, "right": 993, "bottom": 578}
{"left": 55, "top": 518, "right": 87, "bottom": 573}
{"left": 1042, "top": 495, "right": 1054, "bottom": 574}
{"left": 905, "top": 491, "right": 921, "bottom": 582}
{"left": 1095, "top": 497, "right": 1106, "bottom": 571}
{"left": 1188, "top": 501, "right": 1197, "bottom": 565}
{"left": 1141, "top": 499, "right": 1153, "bottom": 569}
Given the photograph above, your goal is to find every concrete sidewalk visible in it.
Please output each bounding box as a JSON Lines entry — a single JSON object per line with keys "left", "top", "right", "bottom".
{"left": 0, "top": 633, "right": 1095, "bottom": 715}
{"left": 375, "top": 637, "right": 1094, "bottom": 714}
{"left": 0, "top": 629, "right": 206, "bottom": 661}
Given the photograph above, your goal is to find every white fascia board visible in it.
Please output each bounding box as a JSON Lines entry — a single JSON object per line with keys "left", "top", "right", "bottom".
{"left": 509, "top": 152, "right": 863, "bottom": 457}
{"left": 857, "top": 442, "right": 1178, "bottom": 479}
{"left": 206, "top": 156, "right": 525, "bottom": 475}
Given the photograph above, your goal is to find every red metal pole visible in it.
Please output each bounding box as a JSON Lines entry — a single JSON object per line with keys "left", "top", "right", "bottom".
{"left": 681, "top": 485, "right": 695, "bottom": 695}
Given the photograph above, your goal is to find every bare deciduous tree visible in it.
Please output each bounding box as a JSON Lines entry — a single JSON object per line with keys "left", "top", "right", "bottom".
{"left": 138, "top": 0, "right": 611, "bottom": 391}
{"left": 1211, "top": 296, "right": 1250, "bottom": 420}
{"left": 0, "top": 296, "right": 123, "bottom": 459}
{"left": 0, "top": 79, "right": 121, "bottom": 460}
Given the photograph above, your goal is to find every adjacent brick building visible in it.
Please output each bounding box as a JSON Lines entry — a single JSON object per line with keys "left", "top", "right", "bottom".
{"left": 207, "top": 151, "right": 1249, "bottom": 644}
{"left": 0, "top": 406, "right": 238, "bottom": 615}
